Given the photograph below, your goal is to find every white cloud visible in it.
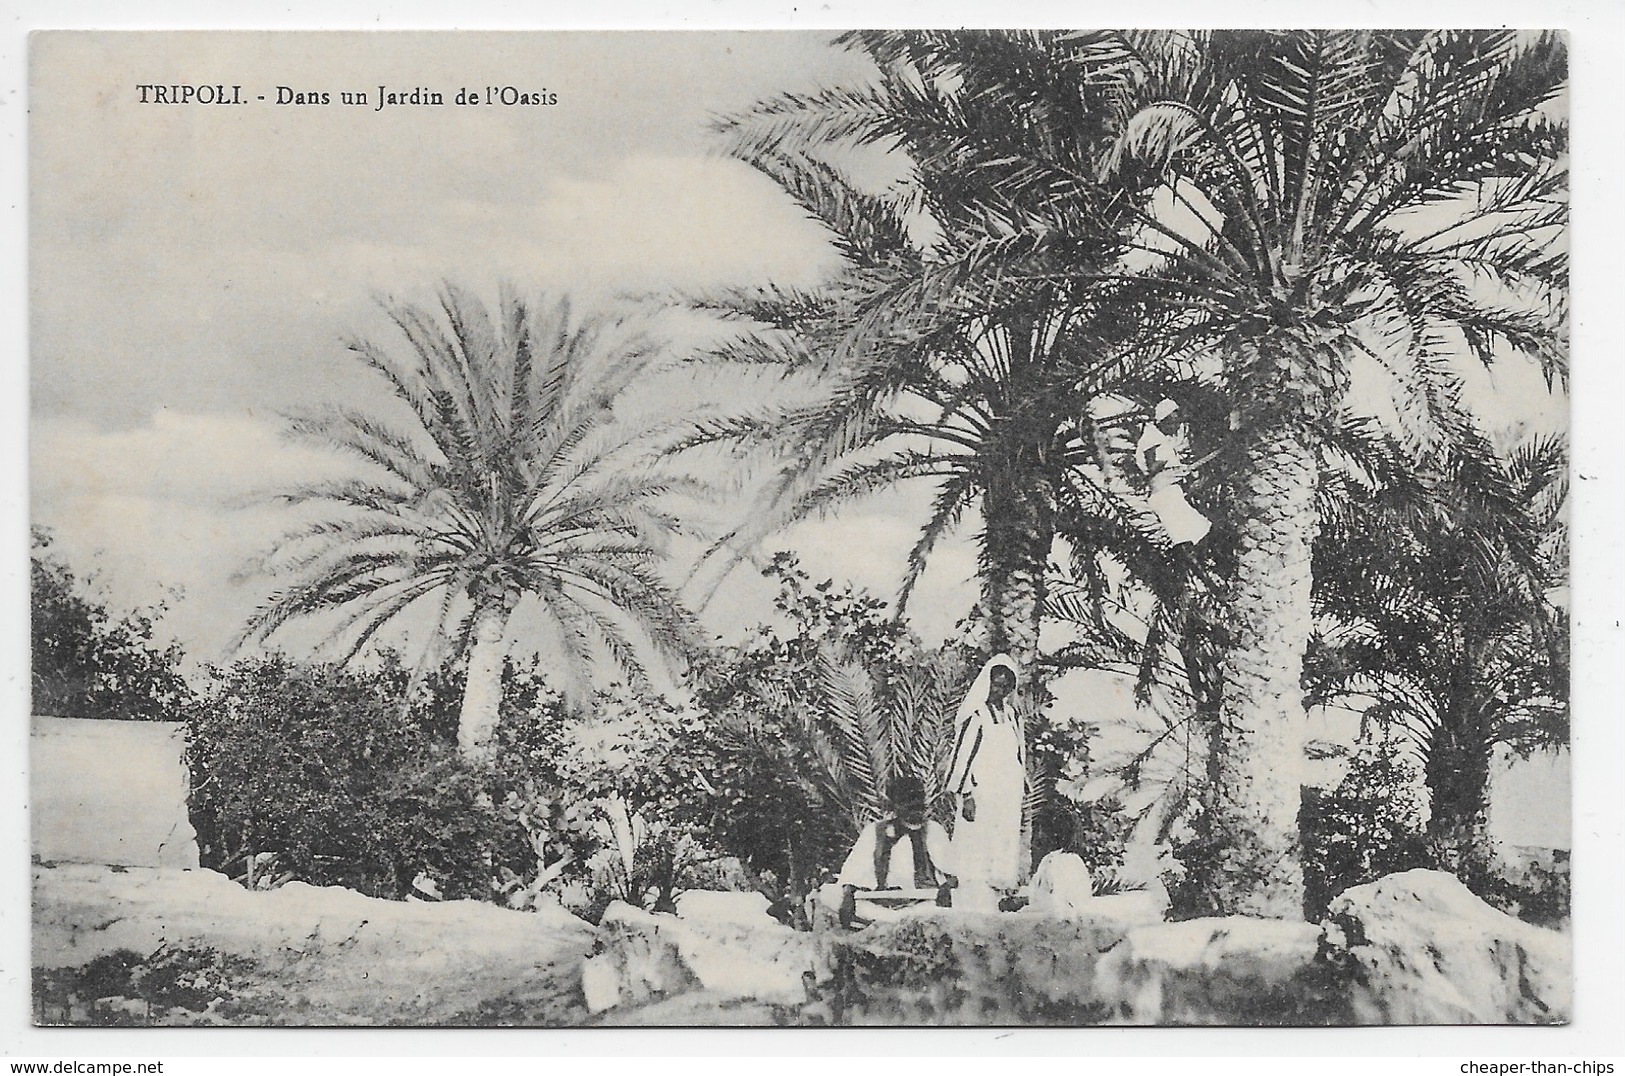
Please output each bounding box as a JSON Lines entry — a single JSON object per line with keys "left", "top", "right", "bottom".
{"left": 528, "top": 154, "right": 843, "bottom": 293}
{"left": 32, "top": 411, "right": 354, "bottom": 661}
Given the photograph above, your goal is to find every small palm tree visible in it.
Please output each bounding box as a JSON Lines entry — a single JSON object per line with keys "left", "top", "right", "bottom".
{"left": 241, "top": 285, "right": 701, "bottom": 759}
{"left": 708, "top": 637, "right": 964, "bottom": 907}
{"left": 1308, "top": 426, "right": 1567, "bottom": 882}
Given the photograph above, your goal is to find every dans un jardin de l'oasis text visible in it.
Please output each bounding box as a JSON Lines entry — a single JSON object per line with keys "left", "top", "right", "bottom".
{"left": 134, "top": 84, "right": 557, "bottom": 108}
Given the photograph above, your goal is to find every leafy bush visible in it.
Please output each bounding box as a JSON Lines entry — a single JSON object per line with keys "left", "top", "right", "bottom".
{"left": 1160, "top": 741, "right": 1430, "bottom": 920}
{"left": 1029, "top": 716, "right": 1135, "bottom": 879}
{"left": 186, "top": 653, "right": 569, "bottom": 900}
{"left": 31, "top": 527, "right": 194, "bottom": 722}
{"left": 1300, "top": 742, "right": 1430, "bottom": 919}
{"left": 521, "top": 689, "right": 733, "bottom": 921}
{"left": 188, "top": 651, "right": 734, "bottom": 918}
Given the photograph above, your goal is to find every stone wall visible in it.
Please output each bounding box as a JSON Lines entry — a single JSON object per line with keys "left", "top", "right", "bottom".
{"left": 586, "top": 871, "right": 1570, "bottom": 1026}
{"left": 32, "top": 716, "right": 199, "bottom": 869}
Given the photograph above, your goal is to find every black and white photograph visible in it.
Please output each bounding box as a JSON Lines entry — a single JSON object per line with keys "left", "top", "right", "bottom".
{"left": 19, "top": 23, "right": 1592, "bottom": 1040}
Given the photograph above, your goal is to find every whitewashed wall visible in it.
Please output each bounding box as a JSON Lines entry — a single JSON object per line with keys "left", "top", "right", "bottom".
{"left": 31, "top": 716, "right": 200, "bottom": 869}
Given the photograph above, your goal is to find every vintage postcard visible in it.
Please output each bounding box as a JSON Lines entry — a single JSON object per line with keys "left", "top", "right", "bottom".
{"left": 26, "top": 28, "right": 1573, "bottom": 1031}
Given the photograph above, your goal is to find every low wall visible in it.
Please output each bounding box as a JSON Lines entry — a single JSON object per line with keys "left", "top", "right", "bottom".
{"left": 32, "top": 716, "right": 200, "bottom": 869}
{"left": 586, "top": 871, "right": 1569, "bottom": 1026}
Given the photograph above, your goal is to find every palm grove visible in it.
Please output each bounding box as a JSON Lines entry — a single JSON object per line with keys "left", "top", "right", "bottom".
{"left": 35, "top": 31, "right": 1568, "bottom": 924}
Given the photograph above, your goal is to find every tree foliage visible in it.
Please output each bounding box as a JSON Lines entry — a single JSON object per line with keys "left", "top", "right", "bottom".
{"left": 1096, "top": 29, "right": 1567, "bottom": 917}
{"left": 1308, "top": 424, "right": 1568, "bottom": 878}
{"left": 240, "top": 285, "right": 702, "bottom": 756}
{"left": 31, "top": 527, "right": 194, "bottom": 722}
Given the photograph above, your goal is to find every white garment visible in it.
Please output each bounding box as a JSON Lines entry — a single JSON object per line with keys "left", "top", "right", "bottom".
{"left": 1148, "top": 485, "right": 1212, "bottom": 544}
{"left": 836, "top": 819, "right": 955, "bottom": 889}
{"left": 1136, "top": 422, "right": 1211, "bottom": 545}
{"left": 1027, "top": 851, "right": 1095, "bottom": 916}
{"left": 1135, "top": 422, "right": 1177, "bottom": 480}
{"left": 954, "top": 879, "right": 1000, "bottom": 913}
{"left": 814, "top": 882, "right": 946, "bottom": 924}
{"left": 946, "top": 655, "right": 1025, "bottom": 890}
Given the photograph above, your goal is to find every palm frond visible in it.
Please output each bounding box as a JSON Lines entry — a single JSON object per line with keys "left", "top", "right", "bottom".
{"left": 240, "top": 285, "right": 699, "bottom": 707}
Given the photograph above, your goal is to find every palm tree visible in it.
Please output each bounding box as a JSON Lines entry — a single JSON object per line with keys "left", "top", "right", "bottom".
{"left": 241, "top": 285, "right": 701, "bottom": 759}
{"left": 702, "top": 31, "right": 1170, "bottom": 674}
{"left": 1097, "top": 30, "right": 1568, "bottom": 915}
{"left": 708, "top": 31, "right": 1566, "bottom": 915}
{"left": 702, "top": 32, "right": 1211, "bottom": 883}
{"left": 1308, "top": 425, "right": 1568, "bottom": 883}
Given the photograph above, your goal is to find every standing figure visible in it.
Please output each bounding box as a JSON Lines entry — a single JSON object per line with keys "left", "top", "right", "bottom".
{"left": 946, "top": 654, "right": 1025, "bottom": 903}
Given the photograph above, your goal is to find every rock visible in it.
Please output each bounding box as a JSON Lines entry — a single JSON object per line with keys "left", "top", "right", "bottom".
{"left": 579, "top": 953, "right": 622, "bottom": 1014}
{"left": 589, "top": 901, "right": 821, "bottom": 1013}
{"left": 1026, "top": 852, "right": 1094, "bottom": 916}
{"left": 34, "top": 862, "right": 1572, "bottom": 1027}
{"left": 588, "top": 903, "right": 701, "bottom": 1008}
{"left": 1325, "top": 868, "right": 1570, "bottom": 1024}
{"left": 813, "top": 908, "right": 1148, "bottom": 1025}
{"left": 1080, "top": 889, "right": 1168, "bottom": 925}
{"left": 675, "top": 889, "right": 774, "bottom": 927}
{"left": 33, "top": 863, "right": 598, "bottom": 1025}
{"left": 1093, "top": 917, "right": 1341, "bottom": 1025}
{"left": 590, "top": 989, "right": 784, "bottom": 1027}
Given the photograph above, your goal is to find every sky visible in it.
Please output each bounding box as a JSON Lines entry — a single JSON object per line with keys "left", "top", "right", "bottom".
{"left": 28, "top": 30, "right": 990, "bottom": 667}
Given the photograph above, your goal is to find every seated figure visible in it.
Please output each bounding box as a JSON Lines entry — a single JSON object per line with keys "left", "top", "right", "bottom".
{"left": 1135, "top": 399, "right": 1211, "bottom": 546}
{"left": 828, "top": 774, "right": 956, "bottom": 929}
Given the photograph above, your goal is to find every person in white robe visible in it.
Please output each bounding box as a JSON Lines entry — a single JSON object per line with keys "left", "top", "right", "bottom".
{"left": 1135, "top": 399, "right": 1212, "bottom": 546}
{"left": 946, "top": 654, "right": 1026, "bottom": 906}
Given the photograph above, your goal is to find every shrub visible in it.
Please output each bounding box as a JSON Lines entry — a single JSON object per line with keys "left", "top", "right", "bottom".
{"left": 30, "top": 527, "right": 194, "bottom": 722}
{"left": 188, "top": 651, "right": 734, "bottom": 917}
{"left": 1029, "top": 716, "right": 1137, "bottom": 880}
{"left": 186, "top": 653, "right": 568, "bottom": 900}
{"left": 1300, "top": 742, "right": 1430, "bottom": 919}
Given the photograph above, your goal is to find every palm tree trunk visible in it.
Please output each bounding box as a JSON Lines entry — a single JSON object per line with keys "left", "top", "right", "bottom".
{"left": 457, "top": 598, "right": 514, "bottom": 760}
{"left": 982, "top": 477, "right": 1052, "bottom": 670}
{"left": 1424, "top": 716, "right": 1496, "bottom": 885}
{"left": 981, "top": 472, "right": 1054, "bottom": 885}
{"left": 1207, "top": 419, "right": 1317, "bottom": 919}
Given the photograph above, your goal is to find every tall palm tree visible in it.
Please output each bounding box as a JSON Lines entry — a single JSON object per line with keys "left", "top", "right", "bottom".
{"left": 702, "top": 31, "right": 1167, "bottom": 674}
{"left": 241, "top": 285, "right": 701, "bottom": 759}
{"left": 1098, "top": 30, "right": 1568, "bottom": 915}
